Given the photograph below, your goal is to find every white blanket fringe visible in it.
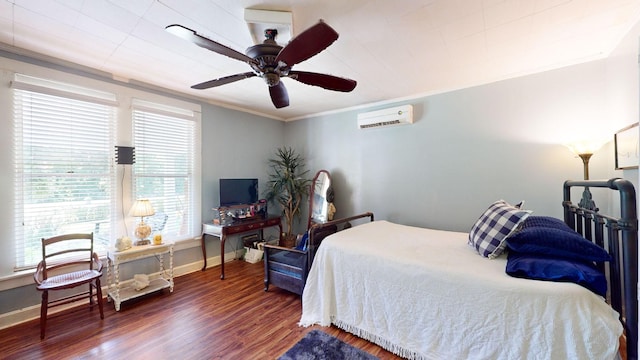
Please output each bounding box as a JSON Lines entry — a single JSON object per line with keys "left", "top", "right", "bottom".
{"left": 332, "top": 319, "right": 426, "bottom": 360}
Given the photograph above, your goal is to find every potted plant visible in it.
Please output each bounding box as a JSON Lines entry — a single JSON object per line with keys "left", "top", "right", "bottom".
{"left": 264, "top": 147, "right": 311, "bottom": 247}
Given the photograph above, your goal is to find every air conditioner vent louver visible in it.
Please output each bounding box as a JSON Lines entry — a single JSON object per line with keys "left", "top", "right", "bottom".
{"left": 360, "top": 120, "right": 401, "bottom": 129}
{"left": 357, "top": 105, "right": 413, "bottom": 129}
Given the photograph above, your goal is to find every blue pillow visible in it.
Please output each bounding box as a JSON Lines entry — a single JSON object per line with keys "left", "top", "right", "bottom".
{"left": 507, "top": 226, "right": 611, "bottom": 262}
{"left": 521, "top": 216, "right": 573, "bottom": 232}
{"left": 506, "top": 251, "right": 607, "bottom": 297}
{"left": 294, "top": 231, "right": 309, "bottom": 251}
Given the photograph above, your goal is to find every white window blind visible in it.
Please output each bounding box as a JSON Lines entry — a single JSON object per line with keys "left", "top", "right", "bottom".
{"left": 13, "top": 77, "right": 116, "bottom": 270}
{"left": 132, "top": 100, "right": 197, "bottom": 241}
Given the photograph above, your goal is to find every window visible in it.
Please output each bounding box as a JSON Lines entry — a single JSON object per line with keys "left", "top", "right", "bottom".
{"left": 13, "top": 75, "right": 117, "bottom": 270}
{"left": 10, "top": 73, "right": 201, "bottom": 272}
{"left": 132, "top": 99, "right": 198, "bottom": 241}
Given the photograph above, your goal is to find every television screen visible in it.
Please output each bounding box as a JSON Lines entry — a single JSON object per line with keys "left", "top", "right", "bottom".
{"left": 219, "top": 178, "right": 258, "bottom": 207}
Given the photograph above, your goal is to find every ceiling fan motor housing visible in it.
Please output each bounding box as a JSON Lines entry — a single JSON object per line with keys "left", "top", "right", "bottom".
{"left": 246, "top": 37, "right": 286, "bottom": 86}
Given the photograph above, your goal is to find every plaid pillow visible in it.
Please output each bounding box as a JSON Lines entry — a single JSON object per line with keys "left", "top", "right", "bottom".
{"left": 469, "top": 200, "right": 531, "bottom": 258}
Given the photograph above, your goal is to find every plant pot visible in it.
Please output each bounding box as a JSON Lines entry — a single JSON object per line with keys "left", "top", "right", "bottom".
{"left": 281, "top": 234, "right": 297, "bottom": 248}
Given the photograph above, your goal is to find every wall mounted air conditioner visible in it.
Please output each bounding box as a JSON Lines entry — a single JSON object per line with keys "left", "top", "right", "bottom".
{"left": 357, "top": 104, "right": 413, "bottom": 129}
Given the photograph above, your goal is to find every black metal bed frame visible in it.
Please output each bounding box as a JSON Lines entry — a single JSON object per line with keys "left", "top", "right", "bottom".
{"left": 563, "top": 178, "right": 638, "bottom": 360}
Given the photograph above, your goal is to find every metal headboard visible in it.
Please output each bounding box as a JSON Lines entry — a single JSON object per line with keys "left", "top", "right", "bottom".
{"left": 563, "top": 178, "right": 638, "bottom": 360}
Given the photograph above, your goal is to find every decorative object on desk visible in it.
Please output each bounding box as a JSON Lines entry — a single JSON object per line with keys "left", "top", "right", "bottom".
{"left": 129, "top": 199, "right": 155, "bottom": 246}
{"left": 153, "top": 233, "right": 163, "bottom": 245}
{"left": 115, "top": 236, "right": 132, "bottom": 252}
{"left": 614, "top": 122, "right": 639, "bottom": 170}
{"left": 264, "top": 147, "right": 311, "bottom": 248}
{"left": 566, "top": 140, "right": 605, "bottom": 211}
{"left": 133, "top": 274, "right": 150, "bottom": 291}
{"left": 278, "top": 330, "right": 379, "bottom": 360}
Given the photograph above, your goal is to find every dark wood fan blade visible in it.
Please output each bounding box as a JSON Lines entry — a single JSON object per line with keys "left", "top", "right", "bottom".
{"left": 191, "top": 72, "right": 256, "bottom": 90}
{"left": 166, "top": 24, "right": 257, "bottom": 65}
{"left": 289, "top": 71, "right": 357, "bottom": 92}
{"left": 275, "top": 20, "right": 338, "bottom": 67}
{"left": 269, "top": 82, "right": 289, "bottom": 108}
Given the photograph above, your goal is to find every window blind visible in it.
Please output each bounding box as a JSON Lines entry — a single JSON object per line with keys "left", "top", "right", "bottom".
{"left": 132, "top": 101, "right": 197, "bottom": 240}
{"left": 13, "top": 84, "right": 116, "bottom": 270}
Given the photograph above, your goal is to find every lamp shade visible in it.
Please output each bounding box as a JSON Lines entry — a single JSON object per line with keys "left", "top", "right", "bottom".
{"left": 565, "top": 140, "right": 605, "bottom": 155}
{"left": 129, "top": 199, "right": 155, "bottom": 218}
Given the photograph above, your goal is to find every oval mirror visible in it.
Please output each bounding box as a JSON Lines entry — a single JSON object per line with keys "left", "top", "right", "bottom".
{"left": 308, "top": 170, "right": 333, "bottom": 228}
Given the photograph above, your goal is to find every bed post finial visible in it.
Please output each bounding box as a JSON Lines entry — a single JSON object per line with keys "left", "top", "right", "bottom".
{"left": 578, "top": 187, "right": 598, "bottom": 211}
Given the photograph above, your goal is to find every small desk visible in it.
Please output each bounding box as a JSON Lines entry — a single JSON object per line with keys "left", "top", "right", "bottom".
{"left": 201, "top": 215, "right": 282, "bottom": 279}
{"left": 106, "top": 242, "right": 174, "bottom": 311}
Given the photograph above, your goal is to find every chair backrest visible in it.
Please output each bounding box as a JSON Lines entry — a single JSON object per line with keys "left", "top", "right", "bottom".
{"left": 39, "top": 233, "right": 95, "bottom": 281}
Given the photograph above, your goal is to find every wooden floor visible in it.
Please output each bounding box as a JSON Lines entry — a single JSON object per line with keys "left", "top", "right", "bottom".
{"left": 0, "top": 260, "right": 401, "bottom": 360}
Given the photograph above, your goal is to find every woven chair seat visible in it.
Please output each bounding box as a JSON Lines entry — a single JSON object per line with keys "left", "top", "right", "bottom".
{"left": 37, "top": 269, "right": 102, "bottom": 290}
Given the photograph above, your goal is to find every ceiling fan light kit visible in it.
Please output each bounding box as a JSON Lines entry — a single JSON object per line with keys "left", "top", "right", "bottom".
{"left": 165, "top": 15, "right": 356, "bottom": 109}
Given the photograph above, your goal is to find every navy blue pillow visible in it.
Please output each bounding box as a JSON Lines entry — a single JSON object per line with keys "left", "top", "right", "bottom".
{"left": 506, "top": 251, "right": 607, "bottom": 297}
{"left": 507, "top": 226, "right": 611, "bottom": 262}
{"left": 294, "top": 231, "right": 309, "bottom": 251}
{"left": 521, "top": 216, "right": 573, "bottom": 232}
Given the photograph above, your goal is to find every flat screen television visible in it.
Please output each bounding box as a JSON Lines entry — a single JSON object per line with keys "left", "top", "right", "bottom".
{"left": 219, "top": 178, "right": 258, "bottom": 207}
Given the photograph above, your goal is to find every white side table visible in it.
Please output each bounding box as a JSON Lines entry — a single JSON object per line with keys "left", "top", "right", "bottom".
{"left": 106, "top": 242, "right": 174, "bottom": 311}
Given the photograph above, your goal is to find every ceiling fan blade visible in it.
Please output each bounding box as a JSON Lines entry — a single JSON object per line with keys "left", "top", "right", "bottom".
{"left": 191, "top": 72, "right": 257, "bottom": 90}
{"left": 275, "top": 20, "right": 339, "bottom": 67}
{"left": 166, "top": 24, "right": 257, "bottom": 65}
{"left": 289, "top": 71, "right": 357, "bottom": 92}
{"left": 269, "top": 82, "right": 289, "bottom": 108}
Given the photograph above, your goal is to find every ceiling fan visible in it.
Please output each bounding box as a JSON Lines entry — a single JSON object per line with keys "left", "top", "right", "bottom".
{"left": 165, "top": 20, "right": 357, "bottom": 109}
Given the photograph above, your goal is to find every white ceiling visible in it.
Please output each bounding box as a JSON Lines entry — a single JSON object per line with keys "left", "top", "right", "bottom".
{"left": 1, "top": 0, "right": 639, "bottom": 121}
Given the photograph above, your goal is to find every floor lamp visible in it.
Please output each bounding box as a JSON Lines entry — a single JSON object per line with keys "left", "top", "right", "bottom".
{"left": 566, "top": 141, "right": 603, "bottom": 211}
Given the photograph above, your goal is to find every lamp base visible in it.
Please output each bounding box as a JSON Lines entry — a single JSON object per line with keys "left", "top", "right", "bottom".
{"left": 135, "top": 239, "right": 151, "bottom": 246}
{"left": 134, "top": 221, "right": 152, "bottom": 246}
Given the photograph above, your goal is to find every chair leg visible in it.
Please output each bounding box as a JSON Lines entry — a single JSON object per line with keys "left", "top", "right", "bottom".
{"left": 95, "top": 279, "right": 104, "bottom": 319}
{"left": 89, "top": 283, "right": 94, "bottom": 307}
{"left": 40, "top": 291, "right": 48, "bottom": 340}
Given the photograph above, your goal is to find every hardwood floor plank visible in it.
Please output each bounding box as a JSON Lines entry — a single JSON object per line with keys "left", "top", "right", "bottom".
{"left": 0, "top": 260, "right": 401, "bottom": 359}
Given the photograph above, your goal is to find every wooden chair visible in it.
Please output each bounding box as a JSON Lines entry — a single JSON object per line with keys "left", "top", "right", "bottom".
{"left": 33, "top": 233, "right": 104, "bottom": 339}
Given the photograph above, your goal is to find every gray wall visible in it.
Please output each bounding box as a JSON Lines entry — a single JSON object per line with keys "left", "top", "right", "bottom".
{"left": 285, "top": 20, "right": 640, "bottom": 234}
{"left": 199, "top": 104, "right": 284, "bottom": 260}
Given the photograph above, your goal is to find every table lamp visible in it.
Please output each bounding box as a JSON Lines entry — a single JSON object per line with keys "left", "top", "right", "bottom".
{"left": 129, "top": 199, "right": 155, "bottom": 246}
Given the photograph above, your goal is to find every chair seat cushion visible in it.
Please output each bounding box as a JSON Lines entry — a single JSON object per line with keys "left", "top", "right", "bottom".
{"left": 37, "top": 269, "right": 102, "bottom": 290}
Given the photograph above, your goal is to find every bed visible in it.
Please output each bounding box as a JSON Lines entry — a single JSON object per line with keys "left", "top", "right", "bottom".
{"left": 299, "top": 178, "right": 638, "bottom": 360}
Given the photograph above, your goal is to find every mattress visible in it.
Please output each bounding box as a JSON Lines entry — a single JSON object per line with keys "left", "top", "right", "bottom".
{"left": 299, "top": 220, "right": 622, "bottom": 359}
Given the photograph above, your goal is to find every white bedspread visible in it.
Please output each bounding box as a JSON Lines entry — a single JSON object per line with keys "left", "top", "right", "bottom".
{"left": 299, "top": 221, "right": 622, "bottom": 360}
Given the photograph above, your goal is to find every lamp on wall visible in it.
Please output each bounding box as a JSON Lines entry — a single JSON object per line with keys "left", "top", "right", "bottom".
{"left": 129, "top": 199, "right": 155, "bottom": 246}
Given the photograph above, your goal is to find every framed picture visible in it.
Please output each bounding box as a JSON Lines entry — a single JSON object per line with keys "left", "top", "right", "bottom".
{"left": 614, "top": 123, "right": 639, "bottom": 170}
